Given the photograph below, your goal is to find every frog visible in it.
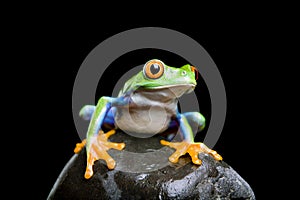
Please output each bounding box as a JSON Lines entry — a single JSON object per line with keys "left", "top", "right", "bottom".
{"left": 74, "top": 59, "right": 222, "bottom": 179}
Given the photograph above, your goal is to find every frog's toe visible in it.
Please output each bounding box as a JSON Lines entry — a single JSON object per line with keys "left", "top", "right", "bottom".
{"left": 84, "top": 156, "right": 95, "bottom": 179}
{"left": 160, "top": 140, "right": 170, "bottom": 146}
{"left": 106, "top": 157, "right": 116, "bottom": 169}
{"left": 208, "top": 149, "right": 223, "bottom": 161}
{"left": 186, "top": 143, "right": 204, "bottom": 165}
{"left": 168, "top": 149, "right": 185, "bottom": 163}
{"left": 74, "top": 139, "right": 86, "bottom": 153}
{"left": 84, "top": 168, "right": 93, "bottom": 179}
{"left": 98, "top": 149, "right": 116, "bottom": 169}
{"left": 199, "top": 143, "right": 223, "bottom": 161}
{"left": 102, "top": 129, "right": 116, "bottom": 138}
{"left": 190, "top": 151, "right": 202, "bottom": 165}
{"left": 108, "top": 142, "right": 126, "bottom": 151}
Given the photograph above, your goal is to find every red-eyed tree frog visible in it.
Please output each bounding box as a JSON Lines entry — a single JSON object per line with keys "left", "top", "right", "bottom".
{"left": 74, "top": 59, "right": 222, "bottom": 179}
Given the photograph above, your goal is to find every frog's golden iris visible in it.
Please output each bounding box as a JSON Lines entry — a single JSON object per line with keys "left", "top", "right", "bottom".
{"left": 143, "top": 59, "right": 164, "bottom": 79}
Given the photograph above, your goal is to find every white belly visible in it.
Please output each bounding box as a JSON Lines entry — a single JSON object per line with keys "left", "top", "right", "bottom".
{"left": 114, "top": 105, "right": 172, "bottom": 138}
{"left": 114, "top": 87, "right": 181, "bottom": 138}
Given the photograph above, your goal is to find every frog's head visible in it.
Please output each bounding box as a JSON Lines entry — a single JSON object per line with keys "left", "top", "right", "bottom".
{"left": 138, "top": 59, "right": 198, "bottom": 97}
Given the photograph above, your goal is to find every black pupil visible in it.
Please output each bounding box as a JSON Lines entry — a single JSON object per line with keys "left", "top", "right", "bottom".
{"left": 150, "top": 64, "right": 160, "bottom": 74}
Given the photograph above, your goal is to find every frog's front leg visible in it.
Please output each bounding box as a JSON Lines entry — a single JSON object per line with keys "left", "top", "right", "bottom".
{"left": 161, "top": 112, "right": 222, "bottom": 165}
{"left": 74, "top": 96, "right": 128, "bottom": 179}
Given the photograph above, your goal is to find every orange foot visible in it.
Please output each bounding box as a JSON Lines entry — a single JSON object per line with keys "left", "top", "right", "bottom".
{"left": 84, "top": 130, "right": 125, "bottom": 179}
{"left": 160, "top": 140, "right": 222, "bottom": 165}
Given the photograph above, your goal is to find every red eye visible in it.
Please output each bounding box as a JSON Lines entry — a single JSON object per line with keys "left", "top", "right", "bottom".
{"left": 191, "top": 66, "right": 198, "bottom": 80}
{"left": 143, "top": 59, "right": 165, "bottom": 79}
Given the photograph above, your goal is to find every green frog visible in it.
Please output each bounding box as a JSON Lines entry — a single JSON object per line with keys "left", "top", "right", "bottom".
{"left": 74, "top": 59, "right": 222, "bottom": 179}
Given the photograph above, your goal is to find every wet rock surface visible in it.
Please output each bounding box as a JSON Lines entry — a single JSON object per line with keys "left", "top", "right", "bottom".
{"left": 48, "top": 131, "right": 255, "bottom": 200}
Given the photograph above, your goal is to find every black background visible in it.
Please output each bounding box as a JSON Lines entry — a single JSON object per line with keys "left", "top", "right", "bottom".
{"left": 7, "top": 14, "right": 286, "bottom": 199}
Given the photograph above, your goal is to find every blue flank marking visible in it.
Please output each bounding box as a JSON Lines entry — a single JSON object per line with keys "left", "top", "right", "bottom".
{"left": 103, "top": 107, "right": 115, "bottom": 125}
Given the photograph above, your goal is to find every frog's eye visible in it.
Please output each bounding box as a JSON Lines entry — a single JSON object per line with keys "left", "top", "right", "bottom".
{"left": 143, "top": 59, "right": 164, "bottom": 79}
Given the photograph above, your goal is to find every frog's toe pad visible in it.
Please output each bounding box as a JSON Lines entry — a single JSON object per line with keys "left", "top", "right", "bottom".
{"left": 84, "top": 169, "right": 93, "bottom": 179}
{"left": 84, "top": 159, "right": 94, "bottom": 179}
{"left": 208, "top": 149, "right": 223, "bottom": 161}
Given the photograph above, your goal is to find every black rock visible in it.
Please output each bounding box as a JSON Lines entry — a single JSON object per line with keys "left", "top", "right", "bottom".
{"left": 47, "top": 131, "right": 255, "bottom": 200}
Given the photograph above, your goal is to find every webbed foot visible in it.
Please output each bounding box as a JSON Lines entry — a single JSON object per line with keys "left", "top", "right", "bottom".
{"left": 160, "top": 140, "right": 222, "bottom": 165}
{"left": 84, "top": 130, "right": 125, "bottom": 179}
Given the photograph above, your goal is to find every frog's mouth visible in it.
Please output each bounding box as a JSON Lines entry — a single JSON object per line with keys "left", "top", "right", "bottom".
{"left": 144, "top": 83, "right": 196, "bottom": 98}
